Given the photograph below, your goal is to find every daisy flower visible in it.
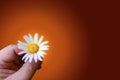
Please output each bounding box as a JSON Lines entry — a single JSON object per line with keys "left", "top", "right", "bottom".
{"left": 17, "top": 33, "right": 49, "bottom": 63}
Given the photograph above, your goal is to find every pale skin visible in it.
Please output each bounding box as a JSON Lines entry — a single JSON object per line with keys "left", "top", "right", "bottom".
{"left": 0, "top": 45, "right": 42, "bottom": 80}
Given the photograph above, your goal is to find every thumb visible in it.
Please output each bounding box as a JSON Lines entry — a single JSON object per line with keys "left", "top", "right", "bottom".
{"left": 6, "top": 61, "right": 42, "bottom": 80}
{"left": 15, "top": 61, "right": 42, "bottom": 80}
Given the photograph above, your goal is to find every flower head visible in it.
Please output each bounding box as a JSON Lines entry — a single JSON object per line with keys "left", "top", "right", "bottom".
{"left": 17, "top": 33, "right": 49, "bottom": 63}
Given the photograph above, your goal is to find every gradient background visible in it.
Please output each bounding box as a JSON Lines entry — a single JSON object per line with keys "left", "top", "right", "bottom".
{"left": 0, "top": 0, "right": 119, "bottom": 80}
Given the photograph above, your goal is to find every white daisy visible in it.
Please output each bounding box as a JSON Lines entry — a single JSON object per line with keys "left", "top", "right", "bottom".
{"left": 17, "top": 33, "right": 49, "bottom": 63}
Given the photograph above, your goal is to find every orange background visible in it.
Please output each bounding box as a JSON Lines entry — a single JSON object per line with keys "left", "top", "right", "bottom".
{"left": 0, "top": 1, "right": 88, "bottom": 80}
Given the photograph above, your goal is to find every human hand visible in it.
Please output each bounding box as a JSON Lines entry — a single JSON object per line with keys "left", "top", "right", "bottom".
{"left": 0, "top": 45, "right": 42, "bottom": 80}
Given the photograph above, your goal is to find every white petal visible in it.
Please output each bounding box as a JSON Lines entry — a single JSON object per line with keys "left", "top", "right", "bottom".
{"left": 28, "top": 34, "right": 33, "bottom": 42}
{"left": 37, "top": 52, "right": 44, "bottom": 58}
{"left": 40, "top": 41, "right": 49, "bottom": 46}
{"left": 34, "top": 54, "right": 38, "bottom": 63}
{"left": 40, "top": 45, "right": 49, "bottom": 47}
{"left": 40, "top": 54, "right": 44, "bottom": 58}
{"left": 18, "top": 51, "right": 26, "bottom": 55}
{"left": 24, "top": 35, "right": 32, "bottom": 43}
{"left": 18, "top": 40, "right": 27, "bottom": 46}
{"left": 34, "top": 33, "right": 38, "bottom": 43}
{"left": 38, "top": 36, "right": 44, "bottom": 44}
{"left": 29, "top": 54, "right": 33, "bottom": 63}
{"left": 24, "top": 55, "right": 31, "bottom": 62}
{"left": 18, "top": 43, "right": 26, "bottom": 50}
{"left": 22, "top": 53, "right": 30, "bottom": 61}
{"left": 40, "top": 45, "right": 49, "bottom": 48}
{"left": 38, "top": 51, "right": 47, "bottom": 55}
{"left": 40, "top": 46, "right": 49, "bottom": 50}
{"left": 37, "top": 54, "right": 42, "bottom": 61}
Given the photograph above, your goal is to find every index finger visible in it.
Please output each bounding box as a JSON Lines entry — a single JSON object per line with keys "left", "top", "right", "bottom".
{"left": 0, "top": 45, "right": 21, "bottom": 62}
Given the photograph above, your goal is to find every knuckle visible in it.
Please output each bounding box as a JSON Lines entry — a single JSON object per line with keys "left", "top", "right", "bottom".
{"left": 8, "top": 44, "right": 16, "bottom": 48}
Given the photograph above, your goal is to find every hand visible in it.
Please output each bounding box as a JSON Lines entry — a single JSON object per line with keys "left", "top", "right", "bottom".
{"left": 0, "top": 45, "right": 42, "bottom": 80}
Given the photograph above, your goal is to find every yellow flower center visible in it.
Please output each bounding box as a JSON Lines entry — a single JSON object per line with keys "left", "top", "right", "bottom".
{"left": 27, "top": 43, "right": 39, "bottom": 54}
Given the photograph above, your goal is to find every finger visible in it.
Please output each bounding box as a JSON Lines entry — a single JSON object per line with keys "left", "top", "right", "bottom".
{"left": 0, "top": 45, "right": 21, "bottom": 62}
{"left": 0, "top": 61, "right": 15, "bottom": 69}
{"left": 12, "top": 61, "right": 42, "bottom": 80}
{"left": 0, "top": 69, "right": 16, "bottom": 74}
{"left": 0, "top": 74, "right": 10, "bottom": 80}
{"left": 19, "top": 61, "right": 42, "bottom": 79}
{"left": 0, "top": 60, "right": 23, "bottom": 71}
{"left": 0, "top": 69, "right": 15, "bottom": 79}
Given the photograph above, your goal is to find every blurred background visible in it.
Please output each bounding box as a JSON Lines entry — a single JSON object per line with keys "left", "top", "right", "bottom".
{"left": 0, "top": 0, "right": 119, "bottom": 80}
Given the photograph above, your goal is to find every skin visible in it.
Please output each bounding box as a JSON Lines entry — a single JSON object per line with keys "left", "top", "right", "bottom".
{"left": 0, "top": 45, "right": 42, "bottom": 80}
